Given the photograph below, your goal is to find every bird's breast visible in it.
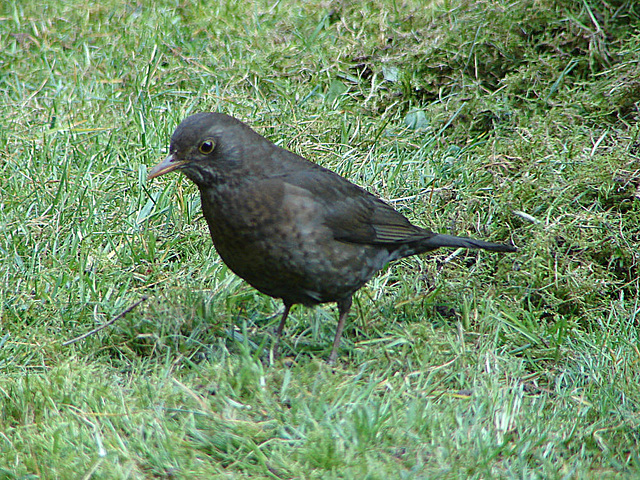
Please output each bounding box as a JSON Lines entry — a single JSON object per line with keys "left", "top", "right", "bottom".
{"left": 196, "top": 180, "right": 394, "bottom": 305}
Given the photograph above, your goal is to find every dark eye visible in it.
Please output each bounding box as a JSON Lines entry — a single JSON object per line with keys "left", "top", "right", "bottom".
{"left": 199, "top": 139, "right": 215, "bottom": 154}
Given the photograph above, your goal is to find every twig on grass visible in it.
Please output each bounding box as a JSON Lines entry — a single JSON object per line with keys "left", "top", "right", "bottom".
{"left": 62, "top": 296, "right": 148, "bottom": 346}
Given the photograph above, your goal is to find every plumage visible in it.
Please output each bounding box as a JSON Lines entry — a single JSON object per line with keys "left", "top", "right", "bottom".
{"left": 149, "top": 112, "right": 517, "bottom": 363}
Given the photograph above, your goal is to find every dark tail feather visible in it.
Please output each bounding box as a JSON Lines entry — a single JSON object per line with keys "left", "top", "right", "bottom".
{"left": 418, "top": 233, "right": 517, "bottom": 253}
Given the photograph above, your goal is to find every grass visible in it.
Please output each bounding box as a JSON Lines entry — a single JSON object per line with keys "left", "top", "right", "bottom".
{"left": 1, "top": 0, "right": 639, "bottom": 477}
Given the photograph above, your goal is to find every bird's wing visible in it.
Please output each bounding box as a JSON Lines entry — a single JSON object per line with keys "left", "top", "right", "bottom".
{"left": 282, "top": 168, "right": 432, "bottom": 245}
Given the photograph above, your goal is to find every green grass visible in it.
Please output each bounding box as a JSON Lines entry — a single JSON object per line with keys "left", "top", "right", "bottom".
{"left": 1, "top": 0, "right": 639, "bottom": 477}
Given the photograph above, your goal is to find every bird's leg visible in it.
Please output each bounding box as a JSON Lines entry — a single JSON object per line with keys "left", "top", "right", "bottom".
{"left": 328, "top": 296, "right": 353, "bottom": 365}
{"left": 271, "top": 302, "right": 292, "bottom": 361}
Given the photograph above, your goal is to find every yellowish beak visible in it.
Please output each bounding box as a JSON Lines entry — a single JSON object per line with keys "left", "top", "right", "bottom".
{"left": 147, "top": 153, "right": 188, "bottom": 180}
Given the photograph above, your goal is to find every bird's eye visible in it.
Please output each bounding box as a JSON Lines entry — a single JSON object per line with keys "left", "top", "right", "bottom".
{"left": 199, "top": 139, "right": 215, "bottom": 154}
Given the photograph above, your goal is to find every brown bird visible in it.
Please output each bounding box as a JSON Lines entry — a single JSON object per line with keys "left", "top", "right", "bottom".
{"left": 148, "top": 113, "right": 516, "bottom": 364}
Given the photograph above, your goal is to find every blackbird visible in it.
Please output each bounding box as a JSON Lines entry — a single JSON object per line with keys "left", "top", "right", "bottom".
{"left": 148, "top": 112, "right": 516, "bottom": 364}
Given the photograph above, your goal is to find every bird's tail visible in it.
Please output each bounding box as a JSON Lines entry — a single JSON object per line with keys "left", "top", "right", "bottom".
{"left": 416, "top": 233, "right": 517, "bottom": 253}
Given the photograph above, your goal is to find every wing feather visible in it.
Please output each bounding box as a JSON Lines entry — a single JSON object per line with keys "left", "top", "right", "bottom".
{"left": 282, "top": 168, "right": 432, "bottom": 246}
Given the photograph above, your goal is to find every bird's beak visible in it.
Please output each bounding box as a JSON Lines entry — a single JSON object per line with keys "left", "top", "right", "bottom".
{"left": 147, "top": 153, "right": 188, "bottom": 180}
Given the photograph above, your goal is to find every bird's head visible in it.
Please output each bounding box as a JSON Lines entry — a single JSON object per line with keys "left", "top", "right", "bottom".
{"left": 148, "top": 112, "right": 262, "bottom": 186}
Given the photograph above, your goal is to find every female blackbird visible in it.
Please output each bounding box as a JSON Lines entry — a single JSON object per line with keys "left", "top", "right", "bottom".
{"left": 148, "top": 112, "right": 516, "bottom": 363}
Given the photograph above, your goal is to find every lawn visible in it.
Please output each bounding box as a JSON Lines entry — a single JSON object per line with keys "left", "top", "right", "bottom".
{"left": 1, "top": 0, "right": 639, "bottom": 477}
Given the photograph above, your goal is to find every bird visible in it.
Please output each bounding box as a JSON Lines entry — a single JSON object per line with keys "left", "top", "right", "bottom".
{"left": 148, "top": 112, "right": 517, "bottom": 364}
